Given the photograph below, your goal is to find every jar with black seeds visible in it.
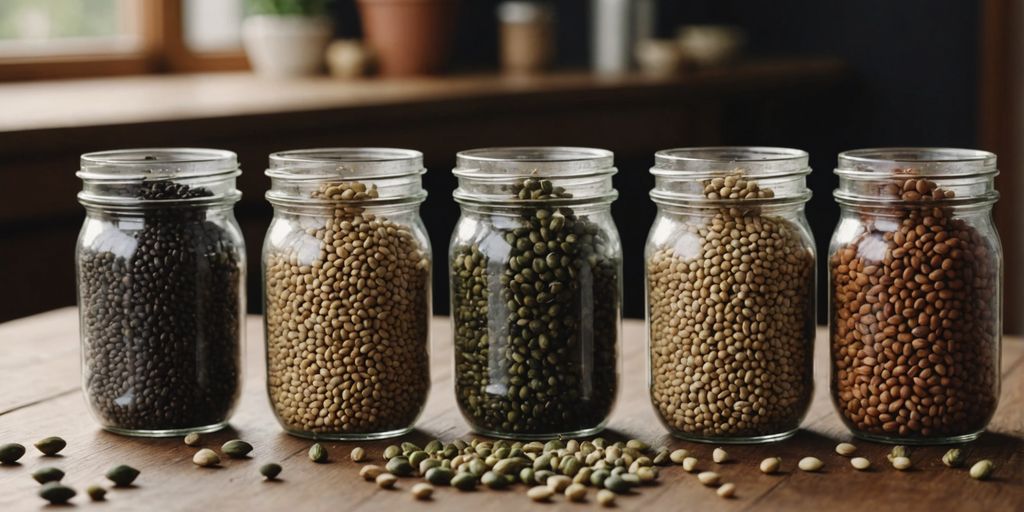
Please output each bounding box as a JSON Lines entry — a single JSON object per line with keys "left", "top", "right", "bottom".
{"left": 645, "top": 147, "right": 816, "bottom": 443}
{"left": 450, "top": 147, "right": 622, "bottom": 439}
{"left": 76, "top": 148, "right": 245, "bottom": 436}
{"left": 264, "top": 148, "right": 431, "bottom": 440}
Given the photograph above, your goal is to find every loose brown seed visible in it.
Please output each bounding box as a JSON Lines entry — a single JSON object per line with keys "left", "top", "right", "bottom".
{"left": 547, "top": 475, "right": 572, "bottom": 493}
{"left": 565, "top": 482, "right": 587, "bottom": 502}
{"left": 835, "top": 443, "right": 857, "bottom": 456}
{"left": 760, "top": 457, "right": 781, "bottom": 474}
{"left": 527, "top": 485, "right": 555, "bottom": 502}
{"left": 697, "top": 471, "right": 720, "bottom": 486}
{"left": 183, "top": 432, "right": 201, "bottom": 447}
{"left": 717, "top": 483, "right": 736, "bottom": 498}
{"left": 360, "top": 465, "right": 384, "bottom": 481}
{"left": 351, "top": 447, "right": 366, "bottom": 462}
{"left": 798, "top": 457, "right": 822, "bottom": 472}
{"left": 193, "top": 448, "right": 220, "bottom": 467}
{"left": 411, "top": 482, "right": 434, "bottom": 500}
{"left": 597, "top": 489, "right": 616, "bottom": 507}
{"left": 376, "top": 473, "right": 398, "bottom": 489}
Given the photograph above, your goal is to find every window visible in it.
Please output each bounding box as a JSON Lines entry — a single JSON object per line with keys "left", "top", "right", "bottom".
{"left": 0, "top": 0, "right": 247, "bottom": 81}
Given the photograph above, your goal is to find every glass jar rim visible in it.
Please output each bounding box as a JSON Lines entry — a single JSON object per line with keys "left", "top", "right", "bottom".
{"left": 455, "top": 146, "right": 615, "bottom": 179}
{"left": 78, "top": 148, "right": 239, "bottom": 182}
{"left": 652, "top": 146, "right": 810, "bottom": 178}
{"left": 267, "top": 147, "right": 424, "bottom": 180}
{"left": 836, "top": 147, "right": 997, "bottom": 177}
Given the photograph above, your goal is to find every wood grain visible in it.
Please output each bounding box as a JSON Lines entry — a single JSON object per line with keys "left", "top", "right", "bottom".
{"left": 1, "top": 308, "right": 1020, "bottom": 511}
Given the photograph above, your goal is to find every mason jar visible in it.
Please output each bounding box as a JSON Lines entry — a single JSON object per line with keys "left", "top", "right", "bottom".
{"left": 450, "top": 147, "right": 622, "bottom": 439}
{"left": 646, "top": 147, "right": 816, "bottom": 443}
{"left": 263, "top": 148, "right": 432, "bottom": 440}
{"left": 76, "top": 148, "right": 245, "bottom": 436}
{"left": 830, "top": 148, "right": 1002, "bottom": 444}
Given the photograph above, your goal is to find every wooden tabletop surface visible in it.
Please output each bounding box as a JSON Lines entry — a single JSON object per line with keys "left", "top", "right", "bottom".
{"left": 0, "top": 308, "right": 1021, "bottom": 511}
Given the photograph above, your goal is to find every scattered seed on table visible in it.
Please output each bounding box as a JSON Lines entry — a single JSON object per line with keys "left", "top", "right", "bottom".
{"left": 222, "top": 440, "right": 253, "bottom": 459}
{"left": 597, "top": 489, "right": 616, "bottom": 507}
{"left": 386, "top": 456, "right": 414, "bottom": 476}
{"left": 670, "top": 449, "right": 689, "bottom": 464}
{"left": 360, "top": 465, "right": 384, "bottom": 481}
{"left": 425, "top": 467, "right": 454, "bottom": 485}
{"left": 798, "top": 457, "right": 822, "bottom": 472}
{"left": 350, "top": 447, "right": 366, "bottom": 462}
{"left": 887, "top": 445, "right": 908, "bottom": 462}
{"left": 38, "top": 482, "right": 75, "bottom": 504}
{"left": 565, "top": 482, "right": 587, "bottom": 502}
{"left": 376, "top": 473, "right": 398, "bottom": 489}
{"left": 193, "top": 448, "right": 220, "bottom": 467}
{"left": 411, "top": 482, "right": 434, "bottom": 500}
{"left": 604, "top": 474, "right": 630, "bottom": 494}
{"left": 528, "top": 485, "right": 555, "bottom": 502}
{"left": 713, "top": 447, "right": 729, "bottom": 463}
{"left": 105, "top": 465, "right": 140, "bottom": 487}
{"left": 943, "top": 449, "right": 965, "bottom": 468}
{"left": 850, "top": 457, "right": 871, "bottom": 471}
{"left": 184, "top": 432, "right": 202, "bottom": 447}
{"left": 86, "top": 485, "right": 106, "bottom": 501}
{"left": 760, "top": 457, "right": 781, "bottom": 474}
{"left": 384, "top": 445, "right": 401, "bottom": 460}
{"left": 653, "top": 448, "right": 671, "bottom": 466}
{"left": 34, "top": 437, "right": 66, "bottom": 456}
{"left": 451, "top": 472, "right": 478, "bottom": 491}
{"left": 891, "top": 457, "right": 911, "bottom": 471}
{"left": 636, "top": 466, "right": 657, "bottom": 483}
{"left": 0, "top": 443, "right": 26, "bottom": 464}
{"left": 547, "top": 475, "right": 572, "bottom": 493}
{"left": 835, "top": 443, "right": 857, "bottom": 456}
{"left": 717, "top": 483, "right": 736, "bottom": 498}
{"left": 31, "top": 467, "right": 64, "bottom": 484}
{"left": 970, "top": 460, "right": 994, "bottom": 480}
{"left": 309, "top": 443, "right": 328, "bottom": 463}
{"left": 697, "top": 471, "right": 720, "bottom": 486}
{"left": 260, "top": 463, "right": 282, "bottom": 480}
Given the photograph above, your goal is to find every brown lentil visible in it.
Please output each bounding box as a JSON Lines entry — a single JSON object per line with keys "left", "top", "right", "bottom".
{"left": 265, "top": 181, "right": 430, "bottom": 436}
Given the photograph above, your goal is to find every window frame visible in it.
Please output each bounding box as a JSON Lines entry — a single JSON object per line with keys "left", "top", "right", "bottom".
{"left": 0, "top": 0, "right": 247, "bottom": 81}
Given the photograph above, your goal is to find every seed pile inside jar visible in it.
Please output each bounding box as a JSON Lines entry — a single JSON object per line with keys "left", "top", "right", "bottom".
{"left": 79, "top": 181, "right": 242, "bottom": 431}
{"left": 265, "top": 181, "right": 431, "bottom": 435}
{"left": 831, "top": 175, "right": 999, "bottom": 438}
{"left": 451, "top": 177, "right": 619, "bottom": 436}
{"left": 648, "top": 173, "right": 814, "bottom": 438}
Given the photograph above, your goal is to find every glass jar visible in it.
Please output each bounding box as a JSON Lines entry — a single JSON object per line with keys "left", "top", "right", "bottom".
{"left": 263, "top": 148, "right": 432, "bottom": 440}
{"left": 646, "top": 147, "right": 816, "bottom": 443}
{"left": 450, "top": 147, "right": 622, "bottom": 439}
{"left": 830, "top": 148, "right": 1001, "bottom": 444}
{"left": 76, "top": 148, "right": 245, "bottom": 436}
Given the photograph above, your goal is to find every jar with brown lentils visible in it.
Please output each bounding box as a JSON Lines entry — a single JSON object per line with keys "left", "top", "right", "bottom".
{"left": 263, "top": 148, "right": 431, "bottom": 440}
{"left": 451, "top": 147, "right": 622, "bottom": 439}
{"left": 830, "top": 148, "right": 1002, "bottom": 444}
{"left": 76, "top": 148, "right": 245, "bottom": 436}
{"left": 646, "top": 147, "right": 816, "bottom": 443}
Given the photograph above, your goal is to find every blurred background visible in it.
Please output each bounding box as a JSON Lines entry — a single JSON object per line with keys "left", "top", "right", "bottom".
{"left": 0, "top": 0, "right": 1020, "bottom": 332}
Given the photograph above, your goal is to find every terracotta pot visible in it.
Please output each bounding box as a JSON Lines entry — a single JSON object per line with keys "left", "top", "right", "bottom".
{"left": 357, "top": 0, "right": 459, "bottom": 76}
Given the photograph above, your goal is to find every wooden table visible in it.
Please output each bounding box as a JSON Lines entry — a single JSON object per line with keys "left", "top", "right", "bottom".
{"left": 1, "top": 309, "right": 1021, "bottom": 511}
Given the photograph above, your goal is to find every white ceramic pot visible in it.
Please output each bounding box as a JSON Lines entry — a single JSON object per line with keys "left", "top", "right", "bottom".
{"left": 242, "top": 15, "right": 332, "bottom": 77}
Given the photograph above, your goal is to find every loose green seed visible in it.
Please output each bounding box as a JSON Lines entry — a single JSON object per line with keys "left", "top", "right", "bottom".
{"left": 424, "top": 440, "right": 442, "bottom": 454}
{"left": 682, "top": 457, "right": 698, "bottom": 472}
{"left": 597, "top": 488, "right": 616, "bottom": 507}
{"left": 970, "top": 460, "right": 994, "bottom": 480}
{"left": 183, "top": 432, "right": 201, "bottom": 447}
{"left": 482, "top": 471, "right": 507, "bottom": 489}
{"left": 222, "top": 440, "right": 253, "bottom": 459}
{"left": 697, "top": 471, "right": 720, "bottom": 486}
{"left": 712, "top": 447, "right": 729, "bottom": 463}
{"left": 590, "top": 468, "right": 610, "bottom": 486}
{"left": 669, "top": 449, "right": 689, "bottom": 464}
{"left": 0, "top": 443, "right": 26, "bottom": 464}
{"left": 193, "top": 448, "right": 220, "bottom": 467}
{"left": 547, "top": 474, "right": 572, "bottom": 492}
{"left": 260, "top": 463, "right": 282, "bottom": 480}
{"left": 835, "top": 443, "right": 857, "bottom": 456}
{"left": 309, "top": 443, "right": 328, "bottom": 463}
{"left": 942, "top": 448, "right": 965, "bottom": 468}
{"left": 360, "top": 465, "right": 384, "bottom": 481}
{"left": 636, "top": 466, "right": 657, "bottom": 483}
{"left": 717, "top": 482, "right": 736, "bottom": 498}
{"left": 383, "top": 445, "right": 401, "bottom": 460}
{"left": 891, "top": 457, "right": 911, "bottom": 471}
{"left": 527, "top": 485, "right": 554, "bottom": 502}
{"left": 626, "top": 439, "right": 649, "bottom": 451}
{"left": 534, "top": 469, "right": 554, "bottom": 484}
{"left": 451, "top": 472, "right": 478, "bottom": 491}
{"left": 887, "top": 445, "right": 908, "bottom": 462}
{"left": 401, "top": 442, "right": 421, "bottom": 454}
{"left": 426, "top": 467, "right": 454, "bottom": 485}
{"left": 653, "top": 448, "right": 670, "bottom": 466}
{"left": 86, "top": 485, "right": 106, "bottom": 501}
{"left": 467, "top": 458, "right": 488, "bottom": 477}
{"left": 798, "top": 457, "right": 823, "bottom": 472}
{"left": 348, "top": 447, "right": 366, "bottom": 463}
{"left": 411, "top": 482, "right": 434, "bottom": 500}
{"left": 603, "top": 474, "right": 630, "bottom": 494}
{"left": 376, "top": 473, "right": 398, "bottom": 489}
{"left": 386, "top": 456, "right": 414, "bottom": 476}
{"left": 851, "top": 457, "right": 870, "bottom": 470}
{"left": 518, "top": 467, "right": 535, "bottom": 485}
{"left": 565, "top": 482, "right": 587, "bottom": 502}
{"left": 573, "top": 467, "right": 593, "bottom": 485}
{"left": 621, "top": 473, "right": 640, "bottom": 487}
{"left": 493, "top": 457, "right": 526, "bottom": 475}
{"left": 32, "top": 467, "right": 65, "bottom": 484}
{"left": 34, "top": 437, "right": 67, "bottom": 456}
{"left": 419, "top": 458, "right": 441, "bottom": 475}
{"left": 38, "top": 482, "right": 75, "bottom": 504}
{"left": 408, "top": 451, "right": 428, "bottom": 468}
{"left": 106, "top": 465, "right": 140, "bottom": 486}
{"left": 760, "top": 457, "right": 781, "bottom": 474}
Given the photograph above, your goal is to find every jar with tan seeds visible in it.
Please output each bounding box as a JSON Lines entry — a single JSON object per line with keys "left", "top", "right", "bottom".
{"left": 645, "top": 147, "right": 816, "bottom": 443}
{"left": 830, "top": 148, "right": 1001, "bottom": 444}
{"left": 263, "top": 148, "right": 431, "bottom": 440}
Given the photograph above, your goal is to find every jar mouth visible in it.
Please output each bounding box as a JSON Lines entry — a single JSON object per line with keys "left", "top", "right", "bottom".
{"left": 78, "top": 148, "right": 240, "bottom": 182}
{"left": 652, "top": 147, "right": 810, "bottom": 178}
{"left": 455, "top": 147, "right": 615, "bottom": 179}
{"left": 836, "top": 147, "right": 997, "bottom": 177}
{"left": 267, "top": 148, "right": 424, "bottom": 180}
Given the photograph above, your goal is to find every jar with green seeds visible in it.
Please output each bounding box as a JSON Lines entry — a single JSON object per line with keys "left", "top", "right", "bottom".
{"left": 263, "top": 148, "right": 432, "bottom": 440}
{"left": 450, "top": 147, "right": 622, "bottom": 439}
{"left": 646, "top": 147, "right": 816, "bottom": 443}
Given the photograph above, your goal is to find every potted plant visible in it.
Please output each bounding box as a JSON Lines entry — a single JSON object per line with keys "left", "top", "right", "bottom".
{"left": 357, "top": 0, "right": 459, "bottom": 76}
{"left": 242, "top": 0, "right": 333, "bottom": 77}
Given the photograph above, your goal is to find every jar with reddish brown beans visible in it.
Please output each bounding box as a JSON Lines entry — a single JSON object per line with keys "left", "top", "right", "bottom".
{"left": 829, "top": 148, "right": 1002, "bottom": 444}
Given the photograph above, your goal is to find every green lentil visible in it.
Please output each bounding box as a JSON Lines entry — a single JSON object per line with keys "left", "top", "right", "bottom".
{"left": 106, "top": 465, "right": 140, "bottom": 487}
{"left": 260, "top": 463, "right": 282, "bottom": 480}
{"left": 32, "top": 467, "right": 65, "bottom": 484}
{"left": 34, "top": 437, "right": 67, "bottom": 456}
{"left": 221, "top": 439, "right": 253, "bottom": 459}
{"left": 39, "top": 482, "right": 76, "bottom": 504}
{"left": 408, "top": 451, "right": 428, "bottom": 468}
{"left": 603, "top": 474, "right": 630, "bottom": 494}
{"left": 0, "top": 443, "right": 26, "bottom": 464}
{"left": 482, "top": 471, "right": 508, "bottom": 489}
{"left": 86, "top": 485, "right": 107, "bottom": 501}
{"left": 386, "top": 456, "right": 415, "bottom": 477}
{"left": 451, "top": 472, "right": 478, "bottom": 491}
